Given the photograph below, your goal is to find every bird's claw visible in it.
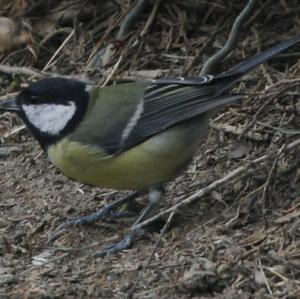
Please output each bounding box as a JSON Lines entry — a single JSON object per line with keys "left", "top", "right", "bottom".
{"left": 93, "top": 234, "right": 134, "bottom": 257}
{"left": 56, "top": 206, "right": 135, "bottom": 231}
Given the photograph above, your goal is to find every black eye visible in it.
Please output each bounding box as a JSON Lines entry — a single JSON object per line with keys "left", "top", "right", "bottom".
{"left": 28, "top": 95, "right": 39, "bottom": 105}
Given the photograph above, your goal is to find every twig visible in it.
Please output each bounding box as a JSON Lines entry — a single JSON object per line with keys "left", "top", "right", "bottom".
{"left": 129, "top": 210, "right": 176, "bottom": 295}
{"left": 0, "top": 64, "right": 46, "bottom": 78}
{"left": 239, "top": 80, "right": 300, "bottom": 139}
{"left": 261, "top": 144, "right": 285, "bottom": 217}
{"left": 244, "top": 0, "right": 272, "bottom": 28}
{"left": 210, "top": 122, "right": 266, "bottom": 141}
{"left": 257, "top": 122, "right": 300, "bottom": 135}
{"left": 140, "top": 0, "right": 161, "bottom": 37}
{"left": 145, "top": 210, "right": 176, "bottom": 266}
{"left": 99, "top": 0, "right": 160, "bottom": 84}
{"left": 239, "top": 94, "right": 280, "bottom": 139}
{"left": 134, "top": 138, "right": 300, "bottom": 231}
{"left": 88, "top": 0, "right": 148, "bottom": 69}
{"left": 42, "top": 29, "right": 75, "bottom": 72}
{"left": 258, "top": 258, "right": 273, "bottom": 295}
{"left": 264, "top": 266, "right": 289, "bottom": 282}
{"left": 117, "top": 0, "right": 148, "bottom": 39}
{"left": 0, "top": 64, "right": 75, "bottom": 81}
{"left": 4, "top": 125, "right": 26, "bottom": 138}
{"left": 183, "top": 5, "right": 230, "bottom": 74}
{"left": 101, "top": 53, "right": 124, "bottom": 87}
{"left": 0, "top": 64, "right": 95, "bottom": 84}
{"left": 85, "top": 12, "right": 122, "bottom": 67}
{"left": 259, "top": 114, "right": 287, "bottom": 220}
{"left": 200, "top": 0, "right": 257, "bottom": 75}
{"left": 263, "top": 78, "right": 300, "bottom": 91}
{"left": 224, "top": 184, "right": 265, "bottom": 228}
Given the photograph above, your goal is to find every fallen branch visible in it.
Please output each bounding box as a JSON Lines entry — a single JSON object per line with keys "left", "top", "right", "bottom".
{"left": 0, "top": 64, "right": 46, "bottom": 78}
{"left": 0, "top": 64, "right": 94, "bottom": 84}
{"left": 210, "top": 122, "right": 266, "bottom": 141}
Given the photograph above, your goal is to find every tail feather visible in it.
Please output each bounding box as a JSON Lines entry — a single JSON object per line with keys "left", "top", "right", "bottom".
{"left": 228, "top": 34, "right": 300, "bottom": 75}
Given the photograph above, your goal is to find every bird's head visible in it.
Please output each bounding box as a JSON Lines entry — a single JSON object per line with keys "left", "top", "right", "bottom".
{"left": 0, "top": 77, "right": 90, "bottom": 149}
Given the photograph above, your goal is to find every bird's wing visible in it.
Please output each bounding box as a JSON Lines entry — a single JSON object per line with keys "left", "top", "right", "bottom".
{"left": 70, "top": 78, "right": 241, "bottom": 155}
{"left": 119, "top": 78, "right": 241, "bottom": 151}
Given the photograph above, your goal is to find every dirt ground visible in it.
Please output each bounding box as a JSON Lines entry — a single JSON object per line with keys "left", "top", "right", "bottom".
{"left": 0, "top": 1, "right": 300, "bottom": 298}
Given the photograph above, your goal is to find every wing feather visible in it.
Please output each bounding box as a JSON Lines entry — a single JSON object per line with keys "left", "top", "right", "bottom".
{"left": 120, "top": 80, "right": 241, "bottom": 150}
{"left": 70, "top": 77, "right": 241, "bottom": 155}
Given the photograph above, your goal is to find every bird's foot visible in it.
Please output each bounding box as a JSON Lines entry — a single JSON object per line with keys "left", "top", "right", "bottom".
{"left": 93, "top": 233, "right": 135, "bottom": 257}
{"left": 54, "top": 192, "right": 140, "bottom": 232}
{"left": 49, "top": 208, "right": 135, "bottom": 242}
{"left": 49, "top": 192, "right": 141, "bottom": 242}
{"left": 57, "top": 206, "right": 134, "bottom": 230}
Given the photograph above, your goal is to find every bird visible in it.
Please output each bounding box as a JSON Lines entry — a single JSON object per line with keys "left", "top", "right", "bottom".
{"left": 1, "top": 34, "right": 300, "bottom": 256}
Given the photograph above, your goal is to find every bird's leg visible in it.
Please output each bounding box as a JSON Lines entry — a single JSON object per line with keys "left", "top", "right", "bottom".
{"left": 57, "top": 191, "right": 141, "bottom": 230}
{"left": 94, "top": 187, "right": 163, "bottom": 257}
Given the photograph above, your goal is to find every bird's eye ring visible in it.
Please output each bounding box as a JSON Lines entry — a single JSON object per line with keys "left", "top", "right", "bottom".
{"left": 29, "top": 95, "right": 39, "bottom": 105}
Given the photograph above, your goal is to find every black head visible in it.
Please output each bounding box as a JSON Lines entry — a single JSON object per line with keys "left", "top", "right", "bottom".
{"left": 0, "top": 77, "right": 90, "bottom": 149}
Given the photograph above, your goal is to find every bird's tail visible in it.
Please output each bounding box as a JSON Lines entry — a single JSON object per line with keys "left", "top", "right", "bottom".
{"left": 228, "top": 34, "right": 300, "bottom": 75}
{"left": 212, "top": 34, "right": 300, "bottom": 91}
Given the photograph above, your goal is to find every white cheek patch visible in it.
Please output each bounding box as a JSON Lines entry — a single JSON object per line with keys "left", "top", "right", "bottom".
{"left": 22, "top": 102, "right": 76, "bottom": 135}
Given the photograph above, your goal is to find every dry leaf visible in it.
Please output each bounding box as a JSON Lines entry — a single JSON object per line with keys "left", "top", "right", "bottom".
{"left": 0, "top": 17, "right": 32, "bottom": 53}
{"left": 239, "top": 228, "right": 267, "bottom": 246}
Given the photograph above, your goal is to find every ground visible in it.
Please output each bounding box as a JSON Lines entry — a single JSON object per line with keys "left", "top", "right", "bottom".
{"left": 0, "top": 1, "right": 300, "bottom": 298}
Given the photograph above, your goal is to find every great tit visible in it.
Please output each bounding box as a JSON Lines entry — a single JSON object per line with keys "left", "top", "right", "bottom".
{"left": 1, "top": 35, "right": 300, "bottom": 256}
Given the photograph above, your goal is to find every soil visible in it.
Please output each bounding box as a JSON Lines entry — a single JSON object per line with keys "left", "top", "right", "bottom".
{"left": 0, "top": 1, "right": 300, "bottom": 298}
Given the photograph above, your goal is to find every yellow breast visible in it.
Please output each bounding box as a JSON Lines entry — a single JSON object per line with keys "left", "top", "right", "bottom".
{"left": 47, "top": 118, "right": 208, "bottom": 190}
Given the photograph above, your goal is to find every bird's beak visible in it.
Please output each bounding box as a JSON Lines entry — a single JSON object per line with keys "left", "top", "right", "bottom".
{"left": 0, "top": 98, "right": 20, "bottom": 112}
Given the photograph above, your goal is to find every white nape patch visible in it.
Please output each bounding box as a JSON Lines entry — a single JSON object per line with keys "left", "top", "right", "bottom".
{"left": 121, "top": 99, "right": 144, "bottom": 143}
{"left": 22, "top": 102, "right": 76, "bottom": 135}
{"left": 85, "top": 84, "right": 93, "bottom": 93}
